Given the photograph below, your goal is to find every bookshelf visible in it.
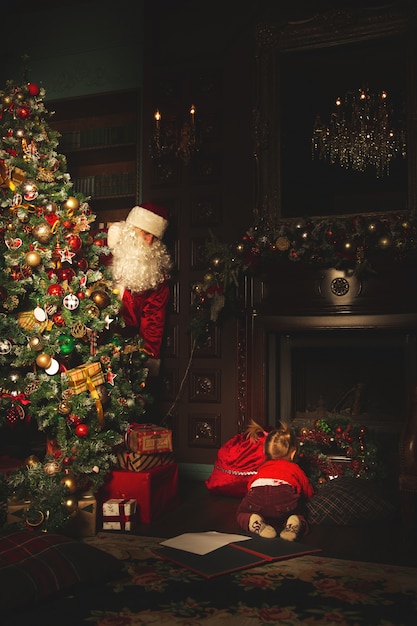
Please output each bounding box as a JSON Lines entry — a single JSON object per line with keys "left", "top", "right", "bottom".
{"left": 48, "top": 89, "right": 141, "bottom": 225}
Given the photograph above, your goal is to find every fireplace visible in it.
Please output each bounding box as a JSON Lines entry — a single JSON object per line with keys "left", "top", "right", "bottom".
{"left": 239, "top": 260, "right": 417, "bottom": 487}
{"left": 267, "top": 329, "right": 414, "bottom": 433}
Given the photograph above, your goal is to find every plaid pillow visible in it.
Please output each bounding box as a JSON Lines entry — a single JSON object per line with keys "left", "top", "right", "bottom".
{"left": 306, "top": 477, "right": 397, "bottom": 525}
{"left": 0, "top": 528, "right": 122, "bottom": 610}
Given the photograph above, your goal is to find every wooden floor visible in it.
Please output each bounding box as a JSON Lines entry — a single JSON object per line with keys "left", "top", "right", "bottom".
{"left": 133, "top": 477, "right": 417, "bottom": 568}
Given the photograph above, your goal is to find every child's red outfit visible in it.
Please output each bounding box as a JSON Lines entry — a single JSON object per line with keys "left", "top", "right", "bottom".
{"left": 236, "top": 458, "right": 314, "bottom": 535}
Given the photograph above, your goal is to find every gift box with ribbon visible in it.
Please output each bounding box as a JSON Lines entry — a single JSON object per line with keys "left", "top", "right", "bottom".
{"left": 125, "top": 423, "right": 173, "bottom": 454}
{"left": 64, "top": 361, "right": 105, "bottom": 427}
{"left": 65, "top": 492, "right": 97, "bottom": 538}
{"left": 64, "top": 361, "right": 105, "bottom": 395}
{"left": 6, "top": 498, "right": 31, "bottom": 525}
{"left": 102, "top": 498, "right": 136, "bottom": 531}
{"left": 99, "top": 463, "right": 179, "bottom": 524}
{"left": 117, "top": 450, "right": 176, "bottom": 472}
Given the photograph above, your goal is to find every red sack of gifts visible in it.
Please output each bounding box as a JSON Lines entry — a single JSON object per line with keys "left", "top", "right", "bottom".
{"left": 205, "top": 421, "right": 268, "bottom": 497}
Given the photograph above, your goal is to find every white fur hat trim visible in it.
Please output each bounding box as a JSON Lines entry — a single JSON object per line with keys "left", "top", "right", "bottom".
{"left": 126, "top": 205, "right": 168, "bottom": 239}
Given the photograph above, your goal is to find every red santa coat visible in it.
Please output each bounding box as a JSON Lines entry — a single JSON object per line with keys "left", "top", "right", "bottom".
{"left": 121, "top": 282, "right": 170, "bottom": 359}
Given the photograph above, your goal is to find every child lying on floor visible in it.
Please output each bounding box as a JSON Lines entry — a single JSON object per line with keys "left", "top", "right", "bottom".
{"left": 236, "top": 421, "right": 314, "bottom": 541}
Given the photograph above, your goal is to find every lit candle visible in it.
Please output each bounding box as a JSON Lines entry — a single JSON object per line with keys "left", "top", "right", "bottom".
{"left": 154, "top": 109, "right": 161, "bottom": 129}
{"left": 190, "top": 104, "right": 196, "bottom": 125}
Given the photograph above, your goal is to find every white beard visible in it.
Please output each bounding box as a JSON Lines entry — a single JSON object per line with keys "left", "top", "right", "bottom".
{"left": 111, "top": 223, "right": 172, "bottom": 294}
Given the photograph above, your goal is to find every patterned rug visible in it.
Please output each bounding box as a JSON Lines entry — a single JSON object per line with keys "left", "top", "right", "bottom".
{"left": 11, "top": 532, "right": 417, "bottom": 625}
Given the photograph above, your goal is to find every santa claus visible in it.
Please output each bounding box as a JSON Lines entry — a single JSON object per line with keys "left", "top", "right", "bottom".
{"left": 107, "top": 203, "right": 173, "bottom": 376}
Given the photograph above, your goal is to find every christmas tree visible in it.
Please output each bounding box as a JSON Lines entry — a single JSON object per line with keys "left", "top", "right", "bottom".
{"left": 0, "top": 77, "right": 151, "bottom": 531}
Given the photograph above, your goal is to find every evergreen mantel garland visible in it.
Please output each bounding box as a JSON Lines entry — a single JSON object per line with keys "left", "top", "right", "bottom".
{"left": 295, "top": 415, "right": 387, "bottom": 486}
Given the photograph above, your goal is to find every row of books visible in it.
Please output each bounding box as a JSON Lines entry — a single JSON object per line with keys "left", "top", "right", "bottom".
{"left": 59, "top": 125, "right": 137, "bottom": 150}
{"left": 73, "top": 172, "right": 136, "bottom": 198}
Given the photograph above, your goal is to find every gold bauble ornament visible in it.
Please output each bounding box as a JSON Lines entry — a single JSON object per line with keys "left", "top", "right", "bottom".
{"left": 36, "top": 352, "right": 52, "bottom": 369}
{"left": 32, "top": 221, "right": 52, "bottom": 243}
{"left": 29, "top": 334, "right": 44, "bottom": 351}
{"left": 63, "top": 497, "right": 78, "bottom": 516}
{"left": 25, "top": 455, "right": 40, "bottom": 468}
{"left": 60, "top": 475, "right": 77, "bottom": 493}
{"left": 25, "top": 250, "right": 42, "bottom": 267}
{"left": 64, "top": 196, "right": 79, "bottom": 211}
{"left": 58, "top": 400, "right": 71, "bottom": 415}
{"left": 91, "top": 290, "right": 110, "bottom": 309}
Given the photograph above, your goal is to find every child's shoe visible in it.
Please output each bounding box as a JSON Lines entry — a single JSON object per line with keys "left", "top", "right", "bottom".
{"left": 279, "top": 515, "right": 301, "bottom": 541}
{"left": 248, "top": 513, "right": 277, "bottom": 538}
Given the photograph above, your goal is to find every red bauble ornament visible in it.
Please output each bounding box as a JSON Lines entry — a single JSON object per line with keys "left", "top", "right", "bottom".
{"left": 67, "top": 413, "right": 82, "bottom": 426}
{"left": 59, "top": 267, "right": 76, "bottom": 282}
{"left": 93, "top": 237, "right": 105, "bottom": 247}
{"left": 53, "top": 313, "right": 65, "bottom": 327}
{"left": 75, "top": 423, "right": 89, "bottom": 438}
{"left": 16, "top": 105, "right": 31, "bottom": 120}
{"left": 27, "top": 82, "right": 40, "bottom": 96}
{"left": 77, "top": 258, "right": 88, "bottom": 271}
{"left": 65, "top": 234, "right": 82, "bottom": 252}
{"left": 47, "top": 284, "right": 64, "bottom": 297}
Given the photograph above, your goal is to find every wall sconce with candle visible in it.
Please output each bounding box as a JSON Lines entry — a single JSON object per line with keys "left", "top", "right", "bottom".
{"left": 149, "top": 104, "right": 200, "bottom": 165}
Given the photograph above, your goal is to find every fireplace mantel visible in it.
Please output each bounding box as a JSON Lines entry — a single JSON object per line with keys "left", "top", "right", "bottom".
{"left": 242, "top": 259, "right": 417, "bottom": 421}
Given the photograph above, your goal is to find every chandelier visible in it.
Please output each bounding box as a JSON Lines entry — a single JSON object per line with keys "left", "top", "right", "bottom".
{"left": 312, "top": 87, "right": 406, "bottom": 178}
{"left": 149, "top": 104, "right": 199, "bottom": 165}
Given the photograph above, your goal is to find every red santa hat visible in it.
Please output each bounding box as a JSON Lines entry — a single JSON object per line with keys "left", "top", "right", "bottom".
{"left": 125, "top": 203, "right": 169, "bottom": 239}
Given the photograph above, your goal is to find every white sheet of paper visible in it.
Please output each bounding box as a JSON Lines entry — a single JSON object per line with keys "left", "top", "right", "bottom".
{"left": 160, "top": 531, "right": 252, "bottom": 555}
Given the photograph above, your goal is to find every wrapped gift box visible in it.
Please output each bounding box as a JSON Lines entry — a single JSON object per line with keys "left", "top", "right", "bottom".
{"left": 65, "top": 492, "right": 97, "bottom": 538}
{"left": 64, "top": 361, "right": 105, "bottom": 395}
{"left": 117, "top": 450, "right": 176, "bottom": 472}
{"left": 99, "top": 463, "right": 178, "bottom": 524}
{"left": 7, "top": 499, "right": 31, "bottom": 525}
{"left": 125, "top": 423, "right": 173, "bottom": 454}
{"left": 102, "top": 498, "right": 136, "bottom": 531}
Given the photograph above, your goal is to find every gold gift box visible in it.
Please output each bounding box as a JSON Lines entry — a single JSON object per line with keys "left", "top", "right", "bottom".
{"left": 64, "top": 362, "right": 105, "bottom": 395}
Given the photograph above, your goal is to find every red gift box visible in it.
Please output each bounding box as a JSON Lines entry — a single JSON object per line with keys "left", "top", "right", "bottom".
{"left": 99, "top": 463, "right": 179, "bottom": 524}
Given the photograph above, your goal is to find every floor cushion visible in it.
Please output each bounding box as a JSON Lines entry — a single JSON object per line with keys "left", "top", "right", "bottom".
{"left": 0, "top": 528, "right": 122, "bottom": 610}
{"left": 305, "top": 477, "right": 398, "bottom": 525}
